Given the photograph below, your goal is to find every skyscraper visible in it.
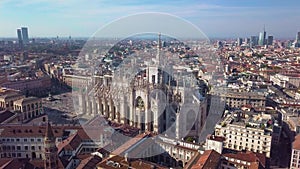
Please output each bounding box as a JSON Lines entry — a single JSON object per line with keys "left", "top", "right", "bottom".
{"left": 21, "top": 27, "right": 29, "bottom": 44}
{"left": 237, "top": 38, "right": 243, "bottom": 46}
{"left": 296, "top": 32, "right": 300, "bottom": 43}
{"left": 267, "top": 35, "right": 273, "bottom": 46}
{"left": 250, "top": 36, "right": 259, "bottom": 47}
{"left": 244, "top": 38, "right": 250, "bottom": 44}
{"left": 295, "top": 32, "right": 300, "bottom": 48}
{"left": 258, "top": 26, "right": 266, "bottom": 46}
{"left": 17, "top": 28, "right": 23, "bottom": 47}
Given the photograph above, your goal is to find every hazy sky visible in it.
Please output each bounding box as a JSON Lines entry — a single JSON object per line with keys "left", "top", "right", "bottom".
{"left": 0, "top": 0, "right": 300, "bottom": 38}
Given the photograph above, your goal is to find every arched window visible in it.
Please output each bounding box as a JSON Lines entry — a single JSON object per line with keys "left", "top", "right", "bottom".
{"left": 135, "top": 96, "right": 145, "bottom": 110}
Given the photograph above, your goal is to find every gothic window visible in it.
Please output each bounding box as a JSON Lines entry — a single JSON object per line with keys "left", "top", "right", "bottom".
{"left": 135, "top": 96, "right": 145, "bottom": 110}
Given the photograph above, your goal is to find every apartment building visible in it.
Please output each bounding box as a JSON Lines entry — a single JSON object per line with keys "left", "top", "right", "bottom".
{"left": 214, "top": 112, "right": 277, "bottom": 158}
{"left": 0, "top": 88, "right": 43, "bottom": 123}
{"left": 221, "top": 91, "right": 266, "bottom": 109}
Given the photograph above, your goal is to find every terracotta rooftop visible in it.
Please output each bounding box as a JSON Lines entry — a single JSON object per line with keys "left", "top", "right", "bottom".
{"left": 0, "top": 158, "right": 64, "bottom": 169}
{"left": 188, "top": 150, "right": 221, "bottom": 169}
{"left": 223, "top": 151, "right": 266, "bottom": 168}
{"left": 57, "top": 133, "right": 82, "bottom": 153}
{"left": 0, "top": 125, "right": 65, "bottom": 138}
{"left": 207, "top": 135, "right": 226, "bottom": 142}
{"left": 76, "top": 155, "right": 102, "bottom": 169}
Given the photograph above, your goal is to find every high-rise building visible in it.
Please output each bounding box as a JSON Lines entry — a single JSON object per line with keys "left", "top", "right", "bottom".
{"left": 17, "top": 28, "right": 23, "bottom": 47}
{"left": 267, "top": 35, "right": 273, "bottom": 46}
{"left": 258, "top": 32, "right": 266, "bottom": 46}
{"left": 258, "top": 26, "right": 267, "bottom": 46}
{"left": 21, "top": 27, "right": 29, "bottom": 44}
{"left": 244, "top": 38, "right": 250, "bottom": 44}
{"left": 295, "top": 32, "right": 300, "bottom": 47}
{"left": 296, "top": 32, "right": 300, "bottom": 42}
{"left": 250, "top": 36, "right": 259, "bottom": 47}
{"left": 237, "top": 38, "right": 243, "bottom": 46}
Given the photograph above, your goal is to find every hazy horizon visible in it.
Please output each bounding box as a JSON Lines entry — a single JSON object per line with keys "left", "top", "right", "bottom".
{"left": 0, "top": 0, "right": 300, "bottom": 39}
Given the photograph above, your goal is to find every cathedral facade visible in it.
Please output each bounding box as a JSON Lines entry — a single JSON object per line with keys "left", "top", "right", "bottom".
{"left": 73, "top": 34, "right": 208, "bottom": 141}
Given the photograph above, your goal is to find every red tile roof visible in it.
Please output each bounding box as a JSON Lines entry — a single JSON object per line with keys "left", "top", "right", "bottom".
{"left": 207, "top": 135, "right": 226, "bottom": 142}
{"left": 76, "top": 155, "right": 102, "bottom": 169}
{"left": 0, "top": 125, "right": 65, "bottom": 138}
{"left": 57, "top": 133, "right": 82, "bottom": 153}
{"left": 190, "top": 150, "right": 221, "bottom": 169}
{"left": 223, "top": 151, "right": 266, "bottom": 168}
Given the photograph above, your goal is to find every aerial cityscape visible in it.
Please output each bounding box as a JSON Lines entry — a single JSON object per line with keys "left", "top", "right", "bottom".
{"left": 1, "top": 0, "right": 300, "bottom": 169}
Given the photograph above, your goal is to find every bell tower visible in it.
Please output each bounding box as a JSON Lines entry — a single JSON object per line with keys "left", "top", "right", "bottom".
{"left": 44, "top": 122, "right": 58, "bottom": 169}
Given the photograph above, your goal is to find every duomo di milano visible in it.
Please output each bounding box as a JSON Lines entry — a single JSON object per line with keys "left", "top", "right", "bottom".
{"left": 71, "top": 34, "right": 211, "bottom": 141}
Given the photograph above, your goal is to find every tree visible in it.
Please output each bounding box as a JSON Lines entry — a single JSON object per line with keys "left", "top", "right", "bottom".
{"left": 185, "top": 137, "right": 194, "bottom": 143}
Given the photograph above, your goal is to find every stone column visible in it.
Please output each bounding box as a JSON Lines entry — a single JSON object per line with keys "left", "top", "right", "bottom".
{"left": 104, "top": 99, "right": 109, "bottom": 118}
{"left": 176, "top": 113, "right": 180, "bottom": 139}
{"left": 153, "top": 103, "right": 159, "bottom": 133}
{"left": 119, "top": 97, "right": 125, "bottom": 124}
{"left": 130, "top": 92, "right": 135, "bottom": 126}
{"left": 108, "top": 99, "right": 113, "bottom": 120}
{"left": 96, "top": 98, "right": 100, "bottom": 115}
{"left": 87, "top": 97, "right": 92, "bottom": 115}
